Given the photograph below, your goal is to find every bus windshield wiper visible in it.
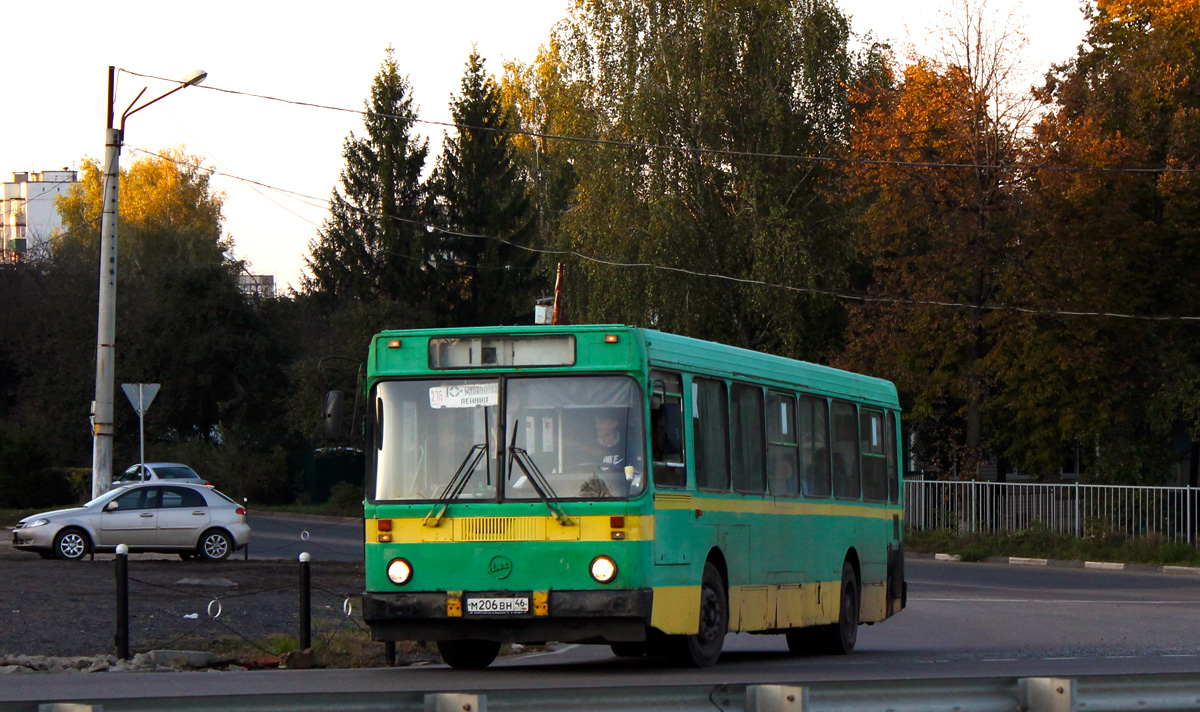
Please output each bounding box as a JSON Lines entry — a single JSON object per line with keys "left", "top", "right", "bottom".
{"left": 423, "top": 443, "right": 487, "bottom": 527}
{"left": 506, "top": 425, "right": 572, "bottom": 525}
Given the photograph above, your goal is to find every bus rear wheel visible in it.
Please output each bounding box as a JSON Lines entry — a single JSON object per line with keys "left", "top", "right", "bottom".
{"left": 821, "top": 561, "right": 859, "bottom": 655}
{"left": 671, "top": 562, "right": 727, "bottom": 667}
{"left": 436, "top": 639, "right": 501, "bottom": 669}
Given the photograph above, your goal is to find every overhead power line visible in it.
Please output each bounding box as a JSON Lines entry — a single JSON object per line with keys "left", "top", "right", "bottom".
{"left": 119, "top": 69, "right": 1200, "bottom": 176}
{"left": 126, "top": 145, "right": 1200, "bottom": 323}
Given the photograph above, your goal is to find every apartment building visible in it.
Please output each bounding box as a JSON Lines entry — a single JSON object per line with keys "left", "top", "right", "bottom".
{"left": 2, "top": 169, "right": 77, "bottom": 262}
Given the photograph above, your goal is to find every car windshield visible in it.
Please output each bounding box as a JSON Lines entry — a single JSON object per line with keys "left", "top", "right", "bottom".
{"left": 371, "top": 376, "right": 645, "bottom": 502}
{"left": 82, "top": 488, "right": 122, "bottom": 508}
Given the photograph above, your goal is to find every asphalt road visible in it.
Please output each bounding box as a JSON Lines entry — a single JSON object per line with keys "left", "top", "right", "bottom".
{"left": 245, "top": 513, "right": 363, "bottom": 562}
{"left": 4, "top": 534, "right": 1200, "bottom": 706}
{"left": 6, "top": 514, "right": 1200, "bottom": 705}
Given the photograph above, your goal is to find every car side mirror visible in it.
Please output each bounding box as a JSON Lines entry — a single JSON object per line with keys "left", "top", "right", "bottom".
{"left": 105, "top": 501, "right": 119, "bottom": 511}
{"left": 323, "top": 390, "right": 344, "bottom": 441}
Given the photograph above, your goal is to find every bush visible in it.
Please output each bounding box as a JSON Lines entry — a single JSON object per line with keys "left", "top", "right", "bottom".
{"left": 0, "top": 429, "right": 68, "bottom": 509}
{"left": 328, "top": 481, "right": 363, "bottom": 516}
{"left": 151, "top": 438, "right": 296, "bottom": 506}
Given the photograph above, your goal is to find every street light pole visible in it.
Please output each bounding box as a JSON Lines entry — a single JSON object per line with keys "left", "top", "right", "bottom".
{"left": 90, "top": 65, "right": 207, "bottom": 498}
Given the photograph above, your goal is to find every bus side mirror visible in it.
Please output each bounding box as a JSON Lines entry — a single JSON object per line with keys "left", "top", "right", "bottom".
{"left": 323, "top": 391, "right": 344, "bottom": 441}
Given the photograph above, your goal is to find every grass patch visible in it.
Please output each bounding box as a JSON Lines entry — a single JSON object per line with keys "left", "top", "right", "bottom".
{"left": 907, "top": 527, "right": 1200, "bottom": 566}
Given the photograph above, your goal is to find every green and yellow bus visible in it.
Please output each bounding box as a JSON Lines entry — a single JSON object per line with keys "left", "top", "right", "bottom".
{"left": 348, "top": 325, "right": 905, "bottom": 668}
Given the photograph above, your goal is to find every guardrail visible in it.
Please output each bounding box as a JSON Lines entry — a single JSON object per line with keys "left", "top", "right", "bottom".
{"left": 905, "top": 478, "right": 1200, "bottom": 544}
{"left": 23, "top": 674, "right": 1200, "bottom": 712}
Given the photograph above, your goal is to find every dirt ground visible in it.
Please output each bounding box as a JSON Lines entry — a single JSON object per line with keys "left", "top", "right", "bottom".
{"left": 0, "top": 548, "right": 367, "bottom": 660}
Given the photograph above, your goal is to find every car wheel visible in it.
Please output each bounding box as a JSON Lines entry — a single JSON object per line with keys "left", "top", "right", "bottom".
{"left": 53, "top": 528, "right": 90, "bottom": 561}
{"left": 670, "top": 562, "right": 727, "bottom": 667}
{"left": 197, "top": 529, "right": 232, "bottom": 561}
{"left": 436, "top": 639, "right": 501, "bottom": 669}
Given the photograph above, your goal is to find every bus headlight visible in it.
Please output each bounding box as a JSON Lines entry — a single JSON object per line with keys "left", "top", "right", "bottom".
{"left": 387, "top": 558, "right": 413, "bottom": 585}
{"left": 590, "top": 555, "right": 618, "bottom": 584}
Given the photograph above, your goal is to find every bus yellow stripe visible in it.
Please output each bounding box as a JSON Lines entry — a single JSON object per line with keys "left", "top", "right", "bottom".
{"left": 366, "top": 514, "right": 655, "bottom": 543}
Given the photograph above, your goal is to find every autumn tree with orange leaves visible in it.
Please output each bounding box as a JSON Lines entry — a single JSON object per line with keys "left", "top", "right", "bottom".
{"left": 838, "top": 0, "right": 1034, "bottom": 477}
{"left": 987, "top": 0, "right": 1200, "bottom": 483}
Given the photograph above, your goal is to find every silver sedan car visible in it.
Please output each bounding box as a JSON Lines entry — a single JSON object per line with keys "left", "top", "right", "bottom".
{"left": 10, "top": 482, "right": 251, "bottom": 561}
{"left": 109, "top": 462, "right": 211, "bottom": 490}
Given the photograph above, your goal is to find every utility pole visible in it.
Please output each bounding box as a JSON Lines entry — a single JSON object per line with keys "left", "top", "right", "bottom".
{"left": 91, "top": 66, "right": 121, "bottom": 498}
{"left": 90, "top": 66, "right": 207, "bottom": 498}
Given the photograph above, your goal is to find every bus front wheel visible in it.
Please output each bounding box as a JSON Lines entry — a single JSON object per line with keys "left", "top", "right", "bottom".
{"left": 671, "top": 562, "right": 727, "bottom": 667}
{"left": 436, "top": 639, "right": 501, "bottom": 669}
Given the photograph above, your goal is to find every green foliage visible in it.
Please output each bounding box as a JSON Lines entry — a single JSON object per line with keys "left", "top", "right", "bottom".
{"left": 432, "top": 49, "right": 541, "bottom": 326}
{"left": 154, "top": 437, "right": 294, "bottom": 506}
{"left": 304, "top": 47, "right": 433, "bottom": 308}
{"left": 515, "top": 0, "right": 862, "bottom": 357}
{"left": 328, "top": 481, "right": 364, "bottom": 516}
{"left": 35, "top": 149, "right": 288, "bottom": 470}
{"left": 0, "top": 428, "right": 55, "bottom": 508}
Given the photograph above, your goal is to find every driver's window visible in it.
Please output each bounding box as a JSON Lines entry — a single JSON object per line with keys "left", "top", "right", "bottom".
{"left": 650, "top": 371, "right": 686, "bottom": 488}
{"left": 112, "top": 487, "right": 157, "bottom": 511}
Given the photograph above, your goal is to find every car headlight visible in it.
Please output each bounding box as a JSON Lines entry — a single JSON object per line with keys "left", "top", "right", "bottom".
{"left": 590, "top": 555, "right": 618, "bottom": 584}
{"left": 387, "top": 558, "right": 413, "bottom": 585}
{"left": 22, "top": 518, "right": 50, "bottom": 528}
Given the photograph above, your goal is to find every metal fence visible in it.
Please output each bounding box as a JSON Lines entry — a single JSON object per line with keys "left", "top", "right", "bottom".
{"left": 904, "top": 478, "right": 1200, "bottom": 544}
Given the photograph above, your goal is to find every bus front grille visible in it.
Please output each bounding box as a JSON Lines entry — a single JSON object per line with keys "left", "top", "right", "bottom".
{"left": 457, "top": 517, "right": 543, "bottom": 541}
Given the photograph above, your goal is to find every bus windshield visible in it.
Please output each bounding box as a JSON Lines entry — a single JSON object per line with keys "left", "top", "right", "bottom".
{"left": 505, "top": 376, "right": 645, "bottom": 500}
{"left": 372, "top": 376, "right": 645, "bottom": 502}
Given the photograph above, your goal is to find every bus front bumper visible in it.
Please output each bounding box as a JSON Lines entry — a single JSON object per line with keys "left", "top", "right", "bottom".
{"left": 362, "top": 588, "right": 653, "bottom": 644}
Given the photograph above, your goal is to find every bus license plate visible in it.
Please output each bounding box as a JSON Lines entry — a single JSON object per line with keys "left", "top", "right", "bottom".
{"left": 466, "top": 597, "right": 529, "bottom": 614}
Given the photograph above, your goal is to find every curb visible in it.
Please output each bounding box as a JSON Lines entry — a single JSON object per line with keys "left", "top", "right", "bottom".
{"left": 912, "top": 551, "right": 1200, "bottom": 575}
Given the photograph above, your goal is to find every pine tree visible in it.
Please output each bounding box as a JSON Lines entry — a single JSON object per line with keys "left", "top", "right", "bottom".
{"left": 432, "top": 49, "right": 538, "bottom": 326}
{"left": 304, "top": 48, "right": 430, "bottom": 307}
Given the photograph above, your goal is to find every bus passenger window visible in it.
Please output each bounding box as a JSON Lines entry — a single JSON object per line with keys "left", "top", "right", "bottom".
{"left": 650, "top": 371, "right": 686, "bottom": 488}
{"left": 731, "top": 384, "right": 766, "bottom": 493}
{"left": 767, "top": 393, "right": 799, "bottom": 496}
{"left": 799, "top": 396, "right": 831, "bottom": 497}
{"left": 831, "top": 401, "right": 861, "bottom": 500}
{"left": 860, "top": 409, "right": 888, "bottom": 501}
{"left": 693, "top": 378, "right": 730, "bottom": 491}
{"left": 886, "top": 411, "right": 900, "bottom": 503}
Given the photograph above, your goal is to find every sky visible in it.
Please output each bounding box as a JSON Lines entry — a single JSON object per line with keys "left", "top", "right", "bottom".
{"left": 2, "top": 1, "right": 1089, "bottom": 293}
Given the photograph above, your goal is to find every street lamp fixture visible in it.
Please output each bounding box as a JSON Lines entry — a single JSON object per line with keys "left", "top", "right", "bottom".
{"left": 91, "top": 66, "right": 208, "bottom": 498}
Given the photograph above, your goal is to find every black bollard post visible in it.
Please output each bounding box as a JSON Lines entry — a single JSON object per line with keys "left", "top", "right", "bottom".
{"left": 385, "top": 640, "right": 396, "bottom": 667}
{"left": 115, "top": 543, "right": 130, "bottom": 660}
{"left": 299, "top": 552, "right": 312, "bottom": 651}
